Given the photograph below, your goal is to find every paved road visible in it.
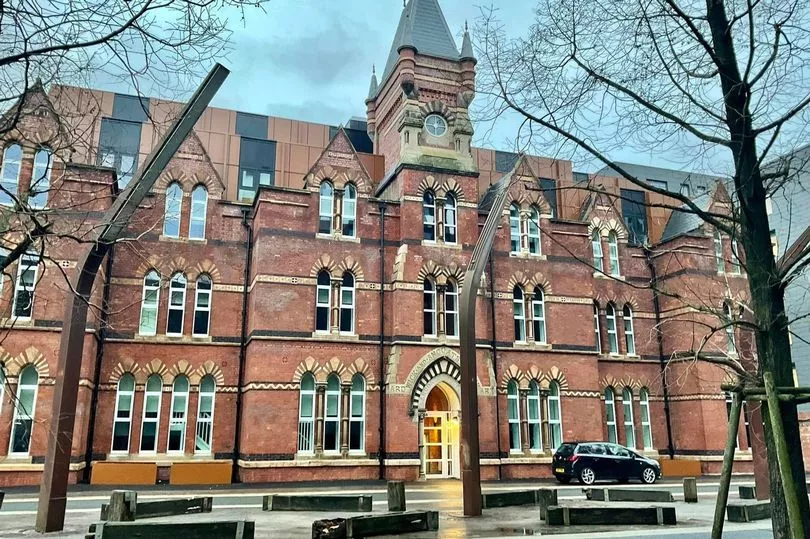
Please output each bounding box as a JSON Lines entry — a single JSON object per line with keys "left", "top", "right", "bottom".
{"left": 0, "top": 478, "right": 774, "bottom": 538}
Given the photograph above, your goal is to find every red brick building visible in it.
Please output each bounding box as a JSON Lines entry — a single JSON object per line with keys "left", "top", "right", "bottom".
{"left": 0, "top": 0, "right": 762, "bottom": 487}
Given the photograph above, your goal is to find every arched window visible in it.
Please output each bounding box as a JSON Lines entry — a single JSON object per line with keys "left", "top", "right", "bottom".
{"left": 339, "top": 272, "right": 355, "bottom": 334}
{"left": 166, "top": 273, "right": 187, "bottom": 336}
{"left": 324, "top": 374, "right": 341, "bottom": 453}
{"left": 111, "top": 373, "right": 135, "bottom": 453}
{"left": 349, "top": 374, "right": 365, "bottom": 452}
{"left": 0, "top": 143, "right": 22, "bottom": 205}
{"left": 30, "top": 147, "right": 52, "bottom": 209}
{"left": 319, "top": 181, "right": 334, "bottom": 234}
{"left": 507, "top": 380, "right": 521, "bottom": 451}
{"left": 163, "top": 182, "right": 182, "bottom": 237}
{"left": 316, "top": 270, "right": 331, "bottom": 333}
{"left": 639, "top": 388, "right": 653, "bottom": 449}
{"left": 509, "top": 204, "right": 521, "bottom": 253}
{"left": 193, "top": 274, "right": 212, "bottom": 337}
{"left": 714, "top": 229, "right": 724, "bottom": 273}
{"left": 532, "top": 289, "right": 546, "bottom": 344}
{"left": 528, "top": 381, "right": 542, "bottom": 451}
{"left": 139, "top": 270, "right": 160, "bottom": 335}
{"left": 444, "top": 193, "right": 457, "bottom": 243}
{"left": 423, "top": 279, "right": 436, "bottom": 336}
{"left": 608, "top": 231, "right": 620, "bottom": 276}
{"left": 622, "top": 387, "right": 636, "bottom": 449}
{"left": 548, "top": 381, "right": 563, "bottom": 450}
{"left": 606, "top": 303, "right": 618, "bottom": 354}
{"left": 724, "top": 302, "right": 737, "bottom": 354}
{"left": 528, "top": 206, "right": 541, "bottom": 254}
{"left": 12, "top": 254, "right": 38, "bottom": 319}
{"left": 623, "top": 304, "right": 636, "bottom": 355}
{"left": 513, "top": 286, "right": 526, "bottom": 342}
{"left": 592, "top": 229, "right": 603, "bottom": 271}
{"left": 423, "top": 190, "right": 436, "bottom": 241}
{"left": 10, "top": 365, "right": 38, "bottom": 455}
{"left": 343, "top": 183, "right": 357, "bottom": 237}
{"left": 298, "top": 373, "right": 315, "bottom": 453}
{"left": 445, "top": 280, "right": 459, "bottom": 338}
{"left": 195, "top": 375, "right": 215, "bottom": 453}
{"left": 189, "top": 185, "right": 208, "bottom": 240}
{"left": 167, "top": 375, "right": 189, "bottom": 453}
{"left": 593, "top": 301, "right": 602, "bottom": 354}
{"left": 604, "top": 388, "right": 618, "bottom": 444}
{"left": 140, "top": 375, "right": 162, "bottom": 453}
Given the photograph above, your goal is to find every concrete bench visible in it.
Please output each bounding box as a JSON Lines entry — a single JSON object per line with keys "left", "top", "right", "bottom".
{"left": 546, "top": 505, "right": 677, "bottom": 526}
{"left": 100, "top": 496, "right": 212, "bottom": 520}
{"left": 727, "top": 500, "right": 771, "bottom": 522}
{"left": 586, "top": 488, "right": 674, "bottom": 503}
{"left": 738, "top": 485, "right": 757, "bottom": 499}
{"left": 88, "top": 520, "right": 254, "bottom": 538}
{"left": 312, "top": 511, "right": 438, "bottom": 538}
{"left": 264, "top": 494, "right": 372, "bottom": 512}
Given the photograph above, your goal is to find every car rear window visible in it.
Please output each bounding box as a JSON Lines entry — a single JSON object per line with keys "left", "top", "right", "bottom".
{"left": 557, "top": 443, "right": 576, "bottom": 457}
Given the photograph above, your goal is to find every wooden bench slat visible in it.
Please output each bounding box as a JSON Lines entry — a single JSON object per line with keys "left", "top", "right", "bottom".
{"left": 93, "top": 520, "right": 254, "bottom": 539}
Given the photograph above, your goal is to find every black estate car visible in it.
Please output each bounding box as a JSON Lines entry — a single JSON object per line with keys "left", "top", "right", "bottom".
{"left": 552, "top": 442, "right": 661, "bottom": 485}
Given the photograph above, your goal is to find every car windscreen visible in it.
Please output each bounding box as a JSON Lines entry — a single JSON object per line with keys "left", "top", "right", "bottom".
{"left": 556, "top": 443, "right": 576, "bottom": 457}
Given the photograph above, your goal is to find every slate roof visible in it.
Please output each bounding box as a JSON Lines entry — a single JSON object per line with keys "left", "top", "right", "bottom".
{"left": 660, "top": 190, "right": 714, "bottom": 242}
{"left": 379, "top": 0, "right": 461, "bottom": 92}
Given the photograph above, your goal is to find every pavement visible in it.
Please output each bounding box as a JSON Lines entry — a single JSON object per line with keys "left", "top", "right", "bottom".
{"left": 0, "top": 477, "right": 773, "bottom": 538}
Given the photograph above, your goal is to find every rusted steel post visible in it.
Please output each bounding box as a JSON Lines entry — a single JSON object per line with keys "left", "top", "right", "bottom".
{"left": 35, "top": 64, "right": 229, "bottom": 533}
{"left": 458, "top": 175, "right": 511, "bottom": 517}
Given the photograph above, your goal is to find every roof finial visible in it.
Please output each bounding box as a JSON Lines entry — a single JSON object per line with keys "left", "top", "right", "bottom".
{"left": 403, "top": 0, "right": 406, "bottom": 8}
{"left": 465, "top": 20, "right": 468, "bottom": 32}
{"left": 372, "top": 64, "right": 376, "bottom": 75}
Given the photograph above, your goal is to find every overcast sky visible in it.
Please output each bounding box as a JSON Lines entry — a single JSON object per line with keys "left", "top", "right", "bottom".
{"left": 102, "top": 0, "right": 722, "bottom": 174}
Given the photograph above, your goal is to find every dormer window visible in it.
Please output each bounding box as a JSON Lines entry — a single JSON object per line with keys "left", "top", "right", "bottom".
{"left": 425, "top": 114, "right": 447, "bottom": 137}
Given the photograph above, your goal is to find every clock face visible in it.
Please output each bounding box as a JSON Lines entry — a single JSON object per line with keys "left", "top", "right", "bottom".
{"left": 425, "top": 114, "right": 447, "bottom": 137}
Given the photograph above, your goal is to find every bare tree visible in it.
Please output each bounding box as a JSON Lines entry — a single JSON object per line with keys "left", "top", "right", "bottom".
{"left": 475, "top": 0, "right": 810, "bottom": 536}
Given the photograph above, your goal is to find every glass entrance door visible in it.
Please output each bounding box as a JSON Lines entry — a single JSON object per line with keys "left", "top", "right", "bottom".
{"left": 424, "top": 411, "right": 459, "bottom": 478}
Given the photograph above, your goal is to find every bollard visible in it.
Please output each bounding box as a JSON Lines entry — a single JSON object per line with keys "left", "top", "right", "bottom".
{"left": 107, "top": 490, "right": 137, "bottom": 522}
{"left": 537, "top": 488, "right": 558, "bottom": 521}
{"left": 683, "top": 477, "right": 698, "bottom": 503}
{"left": 387, "top": 481, "right": 406, "bottom": 512}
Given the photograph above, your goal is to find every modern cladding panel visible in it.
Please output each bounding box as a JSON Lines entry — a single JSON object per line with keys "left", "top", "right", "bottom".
{"left": 112, "top": 94, "right": 150, "bottom": 123}
{"left": 236, "top": 112, "right": 269, "bottom": 140}
{"left": 495, "top": 150, "right": 519, "bottom": 173}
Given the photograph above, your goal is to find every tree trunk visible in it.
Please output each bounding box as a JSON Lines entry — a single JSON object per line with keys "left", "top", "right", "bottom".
{"left": 705, "top": 1, "right": 810, "bottom": 536}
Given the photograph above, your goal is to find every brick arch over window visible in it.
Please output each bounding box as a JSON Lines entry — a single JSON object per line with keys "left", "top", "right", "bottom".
{"left": 506, "top": 190, "right": 553, "bottom": 216}
{"left": 168, "top": 359, "right": 195, "bottom": 382}
{"left": 195, "top": 360, "right": 225, "bottom": 386}
{"left": 540, "top": 366, "right": 569, "bottom": 390}
{"left": 188, "top": 260, "right": 221, "bottom": 283}
{"left": 306, "top": 166, "right": 372, "bottom": 195}
{"left": 500, "top": 364, "right": 526, "bottom": 390}
{"left": 410, "top": 357, "right": 461, "bottom": 412}
{"left": 589, "top": 217, "right": 628, "bottom": 240}
{"left": 508, "top": 271, "right": 552, "bottom": 295}
{"left": 293, "top": 357, "right": 321, "bottom": 384}
{"left": 417, "top": 260, "right": 465, "bottom": 287}
{"left": 321, "top": 357, "right": 348, "bottom": 383}
{"left": 619, "top": 296, "right": 640, "bottom": 310}
{"left": 594, "top": 291, "right": 622, "bottom": 307}
{"left": 416, "top": 175, "right": 466, "bottom": 202}
{"left": 418, "top": 100, "right": 457, "bottom": 126}
{"left": 310, "top": 254, "right": 365, "bottom": 281}
{"left": 155, "top": 168, "right": 224, "bottom": 197}
{"left": 347, "top": 358, "right": 375, "bottom": 386}
{"left": 143, "top": 359, "right": 170, "bottom": 384}
{"left": 5, "top": 346, "right": 49, "bottom": 378}
{"left": 109, "top": 359, "right": 140, "bottom": 384}
{"left": 600, "top": 374, "right": 641, "bottom": 391}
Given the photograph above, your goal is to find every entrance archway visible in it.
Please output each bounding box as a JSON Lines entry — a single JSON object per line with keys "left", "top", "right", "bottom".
{"left": 420, "top": 382, "right": 460, "bottom": 479}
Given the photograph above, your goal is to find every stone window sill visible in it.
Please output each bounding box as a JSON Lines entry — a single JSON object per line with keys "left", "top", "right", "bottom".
{"left": 421, "top": 240, "right": 462, "bottom": 249}
{"left": 510, "top": 252, "right": 546, "bottom": 260}
{"left": 316, "top": 233, "right": 360, "bottom": 244}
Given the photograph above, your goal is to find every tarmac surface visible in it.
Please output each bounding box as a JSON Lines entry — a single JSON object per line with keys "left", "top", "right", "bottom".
{"left": 0, "top": 477, "right": 773, "bottom": 537}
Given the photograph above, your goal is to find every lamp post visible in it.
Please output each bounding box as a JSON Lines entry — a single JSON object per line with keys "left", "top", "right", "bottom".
{"left": 35, "top": 63, "right": 229, "bottom": 532}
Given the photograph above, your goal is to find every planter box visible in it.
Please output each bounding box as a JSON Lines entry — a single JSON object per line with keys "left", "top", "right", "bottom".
{"left": 169, "top": 461, "right": 231, "bottom": 485}
{"left": 90, "top": 463, "right": 157, "bottom": 486}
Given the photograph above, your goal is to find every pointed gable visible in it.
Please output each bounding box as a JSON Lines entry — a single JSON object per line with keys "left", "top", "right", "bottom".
{"left": 579, "top": 184, "right": 628, "bottom": 238}
{"left": 1, "top": 80, "right": 72, "bottom": 152}
{"left": 502, "top": 155, "right": 555, "bottom": 216}
{"left": 154, "top": 130, "right": 226, "bottom": 197}
{"left": 304, "top": 129, "right": 373, "bottom": 194}
{"left": 380, "top": 0, "right": 461, "bottom": 90}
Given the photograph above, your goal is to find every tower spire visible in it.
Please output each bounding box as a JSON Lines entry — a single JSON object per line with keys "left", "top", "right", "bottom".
{"left": 366, "top": 65, "right": 379, "bottom": 101}
{"left": 460, "top": 21, "right": 475, "bottom": 62}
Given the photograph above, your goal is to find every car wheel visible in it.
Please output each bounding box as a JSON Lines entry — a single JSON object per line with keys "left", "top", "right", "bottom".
{"left": 556, "top": 476, "right": 571, "bottom": 484}
{"left": 641, "top": 467, "right": 657, "bottom": 484}
{"left": 579, "top": 467, "right": 596, "bottom": 485}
